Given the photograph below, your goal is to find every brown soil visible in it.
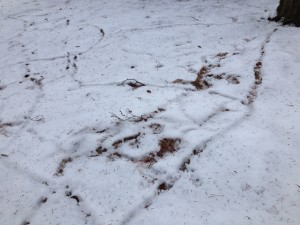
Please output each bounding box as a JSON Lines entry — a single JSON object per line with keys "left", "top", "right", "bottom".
{"left": 55, "top": 157, "right": 73, "bottom": 176}
{"left": 191, "top": 66, "right": 210, "bottom": 90}
{"left": 157, "top": 182, "right": 173, "bottom": 193}
{"left": 157, "top": 138, "right": 181, "bottom": 157}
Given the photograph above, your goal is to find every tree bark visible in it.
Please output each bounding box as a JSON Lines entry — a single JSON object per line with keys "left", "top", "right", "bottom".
{"left": 269, "top": 0, "right": 300, "bottom": 27}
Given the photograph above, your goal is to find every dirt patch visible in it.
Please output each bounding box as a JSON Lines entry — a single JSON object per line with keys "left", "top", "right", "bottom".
{"left": 157, "top": 138, "right": 181, "bottom": 157}
{"left": 112, "top": 133, "right": 141, "bottom": 149}
{"left": 70, "top": 195, "right": 80, "bottom": 204}
{"left": 133, "top": 108, "right": 165, "bottom": 122}
{"left": 108, "top": 152, "right": 122, "bottom": 160}
{"left": 254, "top": 61, "right": 262, "bottom": 84}
{"left": 244, "top": 61, "right": 263, "bottom": 105}
{"left": 65, "top": 190, "right": 80, "bottom": 204}
{"left": 191, "top": 66, "right": 211, "bottom": 90}
{"left": 39, "top": 197, "right": 48, "bottom": 204}
{"left": 179, "top": 158, "right": 191, "bottom": 171}
{"left": 157, "top": 182, "right": 173, "bottom": 193}
{"left": 123, "top": 133, "right": 141, "bottom": 142}
{"left": 141, "top": 153, "right": 157, "bottom": 164}
{"left": 55, "top": 157, "right": 73, "bottom": 176}
{"left": 208, "top": 73, "right": 240, "bottom": 84}
{"left": 96, "top": 129, "right": 107, "bottom": 133}
{"left": 112, "top": 139, "right": 123, "bottom": 148}
{"left": 172, "top": 66, "right": 211, "bottom": 90}
{"left": 89, "top": 146, "right": 107, "bottom": 157}
{"left": 0, "top": 122, "right": 13, "bottom": 129}
{"left": 193, "top": 147, "right": 204, "bottom": 155}
{"left": 137, "top": 153, "right": 157, "bottom": 165}
{"left": 211, "top": 73, "right": 224, "bottom": 80}
{"left": 246, "top": 89, "right": 257, "bottom": 105}
{"left": 137, "top": 138, "right": 181, "bottom": 166}
{"left": 172, "top": 79, "right": 191, "bottom": 84}
{"left": 208, "top": 64, "right": 221, "bottom": 69}
{"left": 172, "top": 51, "right": 243, "bottom": 90}
{"left": 149, "top": 123, "right": 163, "bottom": 134}
{"left": 216, "top": 52, "right": 228, "bottom": 60}
{"left": 226, "top": 75, "right": 240, "bottom": 84}
{"left": 30, "top": 77, "right": 44, "bottom": 86}
{"left": 244, "top": 30, "right": 278, "bottom": 105}
{"left": 178, "top": 145, "right": 206, "bottom": 172}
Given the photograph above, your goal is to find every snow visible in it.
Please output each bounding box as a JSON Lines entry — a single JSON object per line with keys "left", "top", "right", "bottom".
{"left": 0, "top": 0, "right": 299, "bottom": 224}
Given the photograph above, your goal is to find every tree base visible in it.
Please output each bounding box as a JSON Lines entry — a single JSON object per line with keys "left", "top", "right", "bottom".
{"left": 269, "top": 0, "right": 300, "bottom": 27}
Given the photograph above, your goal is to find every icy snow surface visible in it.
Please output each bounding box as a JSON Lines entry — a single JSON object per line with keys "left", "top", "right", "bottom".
{"left": 0, "top": 0, "right": 299, "bottom": 224}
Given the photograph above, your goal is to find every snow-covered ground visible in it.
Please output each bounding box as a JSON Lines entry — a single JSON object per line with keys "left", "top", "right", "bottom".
{"left": 0, "top": 0, "right": 299, "bottom": 224}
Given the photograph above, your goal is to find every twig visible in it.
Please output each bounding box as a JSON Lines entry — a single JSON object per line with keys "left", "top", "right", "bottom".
{"left": 119, "top": 79, "right": 145, "bottom": 89}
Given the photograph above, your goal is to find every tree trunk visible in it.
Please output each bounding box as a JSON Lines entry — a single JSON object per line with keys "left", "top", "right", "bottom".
{"left": 270, "top": 0, "right": 300, "bottom": 27}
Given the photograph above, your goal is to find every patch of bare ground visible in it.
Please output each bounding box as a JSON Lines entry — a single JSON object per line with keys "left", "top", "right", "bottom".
{"left": 226, "top": 75, "right": 240, "bottom": 84}
{"left": 39, "top": 197, "right": 48, "bottom": 204}
{"left": 246, "top": 89, "right": 257, "bottom": 105}
{"left": 0, "top": 122, "right": 13, "bottom": 129}
{"left": 172, "top": 52, "right": 239, "bottom": 90}
{"left": 30, "top": 77, "right": 44, "bottom": 86}
{"left": 207, "top": 73, "right": 223, "bottom": 79}
{"left": 55, "top": 157, "right": 73, "bottom": 176}
{"left": 172, "top": 66, "right": 211, "bottom": 90}
{"left": 157, "top": 182, "right": 173, "bottom": 194}
{"left": 106, "top": 137, "right": 181, "bottom": 166}
{"left": 172, "top": 79, "right": 191, "bottom": 84}
{"left": 254, "top": 61, "right": 262, "bottom": 84}
{"left": 89, "top": 146, "right": 107, "bottom": 157}
{"left": 179, "top": 158, "right": 191, "bottom": 171}
{"left": 179, "top": 146, "right": 205, "bottom": 171}
{"left": 0, "top": 121, "right": 22, "bottom": 129}
{"left": 157, "top": 138, "right": 181, "bottom": 157}
{"left": 149, "top": 123, "right": 163, "bottom": 134}
{"left": 137, "top": 138, "right": 181, "bottom": 166}
{"left": 108, "top": 152, "right": 122, "bottom": 160}
{"left": 191, "top": 66, "right": 211, "bottom": 90}
{"left": 208, "top": 63, "right": 221, "bottom": 69}
{"left": 245, "top": 61, "right": 264, "bottom": 105}
{"left": 66, "top": 190, "right": 80, "bottom": 204}
{"left": 112, "top": 132, "right": 141, "bottom": 149}
{"left": 91, "top": 128, "right": 107, "bottom": 134}
{"left": 216, "top": 52, "right": 228, "bottom": 60}
{"left": 244, "top": 60, "right": 262, "bottom": 104}
{"left": 244, "top": 29, "right": 277, "bottom": 105}
{"left": 92, "top": 109, "right": 167, "bottom": 163}
{"left": 138, "top": 153, "right": 157, "bottom": 165}
{"left": 207, "top": 73, "right": 240, "bottom": 84}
